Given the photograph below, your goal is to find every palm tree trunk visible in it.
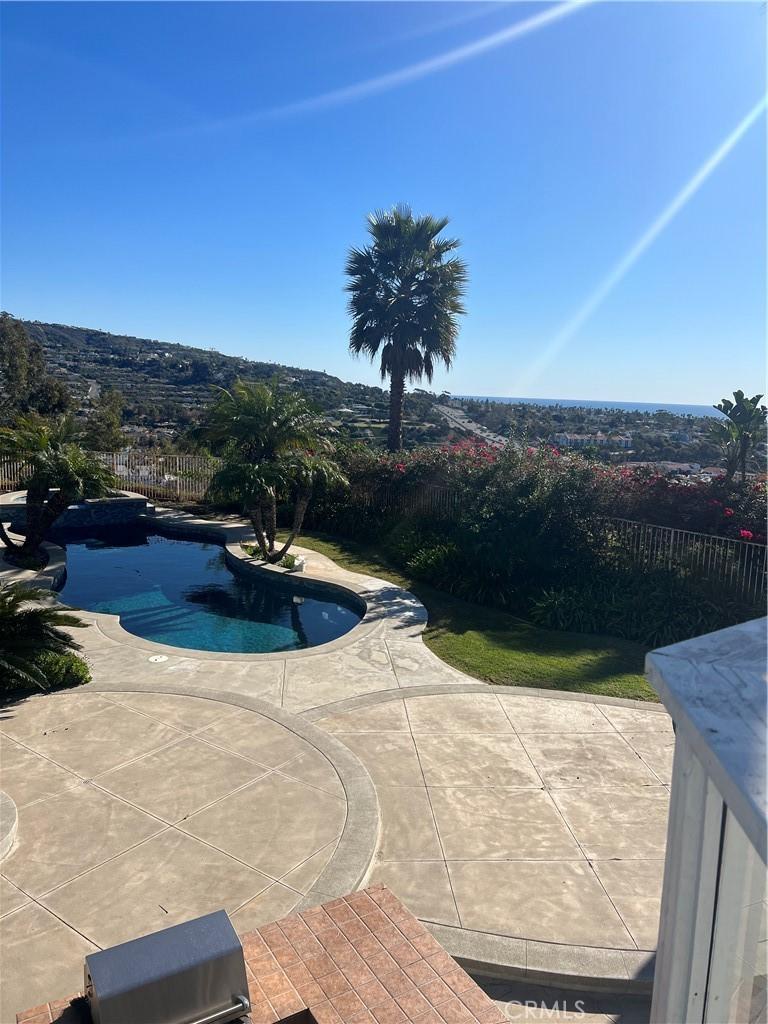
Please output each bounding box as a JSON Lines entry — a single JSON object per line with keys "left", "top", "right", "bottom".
{"left": 739, "top": 435, "right": 749, "bottom": 483}
{"left": 247, "top": 506, "right": 270, "bottom": 560}
{"left": 2, "top": 488, "right": 72, "bottom": 562}
{"left": 388, "top": 370, "right": 406, "bottom": 452}
{"left": 18, "top": 487, "right": 74, "bottom": 558}
{"left": 272, "top": 489, "right": 311, "bottom": 562}
{"left": 265, "top": 493, "right": 277, "bottom": 553}
{"left": 0, "top": 519, "right": 21, "bottom": 553}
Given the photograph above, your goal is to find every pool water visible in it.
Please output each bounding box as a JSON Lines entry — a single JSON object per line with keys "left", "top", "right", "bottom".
{"left": 54, "top": 527, "right": 363, "bottom": 654}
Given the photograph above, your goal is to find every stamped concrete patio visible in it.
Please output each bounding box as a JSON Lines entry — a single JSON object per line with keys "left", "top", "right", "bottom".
{"left": 314, "top": 690, "right": 671, "bottom": 974}
{"left": 0, "top": 516, "right": 671, "bottom": 1020}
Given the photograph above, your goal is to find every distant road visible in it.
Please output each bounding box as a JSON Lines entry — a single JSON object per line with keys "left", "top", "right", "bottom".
{"left": 437, "top": 404, "right": 510, "bottom": 448}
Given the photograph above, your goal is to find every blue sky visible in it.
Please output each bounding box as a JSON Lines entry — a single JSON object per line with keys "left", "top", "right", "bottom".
{"left": 1, "top": 1, "right": 765, "bottom": 404}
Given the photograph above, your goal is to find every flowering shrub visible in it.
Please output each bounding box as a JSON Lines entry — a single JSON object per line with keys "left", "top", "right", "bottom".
{"left": 602, "top": 466, "right": 766, "bottom": 541}
{"left": 302, "top": 440, "right": 765, "bottom": 638}
{"left": 317, "top": 441, "right": 767, "bottom": 543}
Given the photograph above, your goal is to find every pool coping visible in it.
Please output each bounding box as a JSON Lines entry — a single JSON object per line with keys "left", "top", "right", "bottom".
{"left": 301, "top": 681, "right": 669, "bottom": 722}
{"left": 0, "top": 488, "right": 152, "bottom": 508}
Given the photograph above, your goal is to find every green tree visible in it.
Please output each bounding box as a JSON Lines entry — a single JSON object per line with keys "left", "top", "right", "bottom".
{"left": 197, "top": 380, "right": 346, "bottom": 561}
{"left": 0, "top": 313, "right": 72, "bottom": 421}
{"left": 713, "top": 390, "right": 767, "bottom": 483}
{"left": 0, "top": 582, "right": 87, "bottom": 690}
{"left": 346, "top": 205, "right": 467, "bottom": 451}
{"left": 28, "top": 376, "right": 72, "bottom": 416}
{"left": 0, "top": 415, "right": 116, "bottom": 561}
{"left": 83, "top": 387, "right": 126, "bottom": 451}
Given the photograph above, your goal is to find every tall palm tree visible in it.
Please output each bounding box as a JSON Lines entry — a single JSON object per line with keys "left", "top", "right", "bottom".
{"left": 0, "top": 583, "right": 85, "bottom": 690}
{"left": 346, "top": 205, "right": 468, "bottom": 451}
{"left": 198, "top": 380, "right": 346, "bottom": 561}
{"left": 713, "top": 391, "right": 767, "bottom": 483}
{"left": 0, "top": 415, "right": 116, "bottom": 562}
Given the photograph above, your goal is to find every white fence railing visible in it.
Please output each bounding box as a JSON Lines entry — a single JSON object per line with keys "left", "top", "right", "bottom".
{"left": 0, "top": 452, "right": 221, "bottom": 503}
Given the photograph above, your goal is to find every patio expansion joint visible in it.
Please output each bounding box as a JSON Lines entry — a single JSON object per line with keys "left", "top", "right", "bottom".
{"left": 94, "top": 691, "right": 347, "bottom": 793}
{"left": 1, "top": 875, "right": 104, "bottom": 952}
{"left": 279, "top": 660, "right": 287, "bottom": 708}
{"left": 2, "top": 703, "right": 288, "bottom": 814}
{"left": 400, "top": 695, "right": 464, "bottom": 931}
{"left": 1, "top": 700, "right": 363, "bottom": 949}
{"left": 502, "top": 712, "right": 655, "bottom": 954}
{"left": 26, "top": 790, "right": 310, "bottom": 916}
{"left": 606, "top": 727, "right": 671, "bottom": 790}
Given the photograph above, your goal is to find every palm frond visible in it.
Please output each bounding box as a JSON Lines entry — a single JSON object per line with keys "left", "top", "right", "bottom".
{"left": 344, "top": 205, "right": 467, "bottom": 389}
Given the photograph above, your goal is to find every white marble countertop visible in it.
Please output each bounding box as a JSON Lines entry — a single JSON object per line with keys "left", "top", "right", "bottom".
{"left": 646, "top": 617, "right": 767, "bottom": 861}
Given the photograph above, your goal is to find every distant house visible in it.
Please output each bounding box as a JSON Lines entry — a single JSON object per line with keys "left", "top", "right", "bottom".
{"left": 551, "top": 431, "right": 632, "bottom": 449}
{"left": 629, "top": 460, "right": 702, "bottom": 475}
{"left": 610, "top": 434, "right": 633, "bottom": 449}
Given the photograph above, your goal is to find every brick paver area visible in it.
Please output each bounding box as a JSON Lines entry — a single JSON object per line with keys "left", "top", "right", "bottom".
{"left": 16, "top": 886, "right": 507, "bottom": 1024}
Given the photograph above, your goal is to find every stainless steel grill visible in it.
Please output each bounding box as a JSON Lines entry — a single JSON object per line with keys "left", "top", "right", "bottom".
{"left": 84, "top": 910, "right": 250, "bottom": 1024}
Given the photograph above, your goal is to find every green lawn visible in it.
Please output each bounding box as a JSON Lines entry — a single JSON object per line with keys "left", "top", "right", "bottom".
{"left": 291, "top": 531, "right": 656, "bottom": 702}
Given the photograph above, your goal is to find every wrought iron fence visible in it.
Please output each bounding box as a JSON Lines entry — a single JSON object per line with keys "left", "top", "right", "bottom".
{"left": 354, "top": 484, "right": 464, "bottom": 519}
{"left": 1, "top": 455, "right": 764, "bottom": 603}
{"left": 604, "top": 517, "right": 766, "bottom": 606}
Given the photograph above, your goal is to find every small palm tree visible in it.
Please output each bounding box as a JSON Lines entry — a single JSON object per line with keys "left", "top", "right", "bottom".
{"left": 0, "top": 415, "right": 116, "bottom": 561}
{"left": 0, "top": 583, "right": 85, "bottom": 690}
{"left": 713, "top": 391, "right": 767, "bottom": 483}
{"left": 346, "top": 205, "right": 468, "bottom": 451}
{"left": 198, "top": 380, "right": 346, "bottom": 561}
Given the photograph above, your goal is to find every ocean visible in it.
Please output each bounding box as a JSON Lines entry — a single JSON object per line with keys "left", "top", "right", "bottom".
{"left": 457, "top": 396, "right": 723, "bottom": 419}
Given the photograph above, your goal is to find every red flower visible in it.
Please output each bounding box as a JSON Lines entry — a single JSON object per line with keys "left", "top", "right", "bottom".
{"left": 724, "top": 507, "right": 734, "bottom": 517}
{"left": 739, "top": 529, "right": 754, "bottom": 540}
{"left": 394, "top": 463, "right": 406, "bottom": 473}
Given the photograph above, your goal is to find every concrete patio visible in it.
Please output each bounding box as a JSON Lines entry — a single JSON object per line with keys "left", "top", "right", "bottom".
{"left": 315, "top": 691, "right": 670, "bottom": 971}
{"left": 0, "top": 517, "right": 671, "bottom": 1019}
{"left": 0, "top": 683, "right": 670, "bottom": 1019}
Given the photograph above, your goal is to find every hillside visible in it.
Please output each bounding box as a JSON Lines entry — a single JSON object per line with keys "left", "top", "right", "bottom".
{"left": 19, "top": 318, "right": 450, "bottom": 447}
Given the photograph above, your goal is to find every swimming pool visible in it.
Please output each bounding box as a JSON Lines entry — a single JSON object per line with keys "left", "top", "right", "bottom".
{"left": 53, "top": 526, "right": 364, "bottom": 654}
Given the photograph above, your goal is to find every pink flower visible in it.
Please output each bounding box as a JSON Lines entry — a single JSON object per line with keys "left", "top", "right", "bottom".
{"left": 724, "top": 507, "right": 734, "bottom": 517}
{"left": 739, "top": 529, "right": 754, "bottom": 540}
{"left": 395, "top": 463, "right": 406, "bottom": 473}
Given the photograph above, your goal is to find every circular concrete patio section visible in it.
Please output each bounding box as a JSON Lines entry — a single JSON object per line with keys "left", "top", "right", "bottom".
{"left": 0, "top": 688, "right": 377, "bottom": 1021}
